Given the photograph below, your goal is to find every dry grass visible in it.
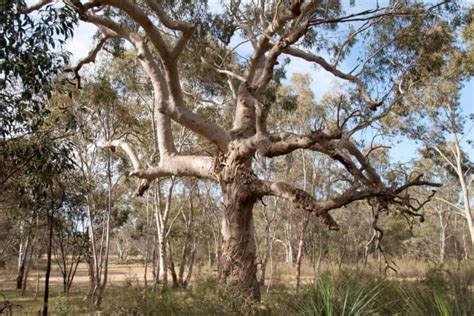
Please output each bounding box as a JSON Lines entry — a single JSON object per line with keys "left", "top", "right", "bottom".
{"left": 0, "top": 258, "right": 471, "bottom": 314}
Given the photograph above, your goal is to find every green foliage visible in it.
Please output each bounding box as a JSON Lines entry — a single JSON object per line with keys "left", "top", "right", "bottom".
{"left": 1, "top": 0, "right": 78, "bottom": 200}
{"left": 292, "top": 272, "right": 384, "bottom": 316}
{"left": 0, "top": 0, "right": 77, "bottom": 136}
{"left": 381, "top": 217, "right": 413, "bottom": 256}
{"left": 52, "top": 294, "right": 78, "bottom": 316}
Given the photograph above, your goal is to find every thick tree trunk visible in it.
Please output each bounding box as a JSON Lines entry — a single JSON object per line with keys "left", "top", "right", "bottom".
{"left": 220, "top": 179, "right": 260, "bottom": 300}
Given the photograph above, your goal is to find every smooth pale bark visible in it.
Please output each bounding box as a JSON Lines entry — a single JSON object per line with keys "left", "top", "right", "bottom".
{"left": 16, "top": 238, "right": 29, "bottom": 290}
{"left": 94, "top": 153, "right": 112, "bottom": 307}
{"left": 176, "top": 189, "right": 196, "bottom": 288}
{"left": 295, "top": 214, "right": 310, "bottom": 293}
{"left": 295, "top": 150, "right": 309, "bottom": 293}
{"left": 431, "top": 105, "right": 473, "bottom": 247}
{"left": 144, "top": 195, "right": 150, "bottom": 289}
{"left": 438, "top": 208, "right": 447, "bottom": 263}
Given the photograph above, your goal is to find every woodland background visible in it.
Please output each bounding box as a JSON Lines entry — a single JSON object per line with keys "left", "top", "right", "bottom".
{"left": 1, "top": 0, "right": 473, "bottom": 314}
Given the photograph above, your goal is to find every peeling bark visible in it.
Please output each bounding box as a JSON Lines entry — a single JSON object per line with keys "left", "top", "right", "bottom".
{"left": 219, "top": 160, "right": 261, "bottom": 299}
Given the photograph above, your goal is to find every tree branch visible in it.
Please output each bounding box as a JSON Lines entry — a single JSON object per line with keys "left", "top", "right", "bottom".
{"left": 259, "top": 181, "right": 339, "bottom": 230}
{"left": 75, "top": 9, "right": 231, "bottom": 151}
{"left": 256, "top": 128, "right": 341, "bottom": 158}
{"left": 64, "top": 34, "right": 110, "bottom": 88}
{"left": 282, "top": 46, "right": 382, "bottom": 110}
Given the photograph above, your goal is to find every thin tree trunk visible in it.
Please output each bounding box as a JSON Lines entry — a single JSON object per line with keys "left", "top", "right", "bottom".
{"left": 144, "top": 195, "right": 150, "bottom": 289}
{"left": 16, "top": 235, "right": 29, "bottom": 290}
{"left": 451, "top": 125, "right": 474, "bottom": 246}
{"left": 437, "top": 206, "right": 446, "bottom": 263}
{"left": 21, "top": 241, "right": 34, "bottom": 296}
{"left": 313, "top": 230, "right": 323, "bottom": 283}
{"left": 168, "top": 241, "right": 178, "bottom": 288}
{"left": 95, "top": 152, "right": 112, "bottom": 308}
{"left": 259, "top": 217, "right": 271, "bottom": 286}
{"left": 183, "top": 242, "right": 197, "bottom": 288}
{"left": 295, "top": 150, "right": 311, "bottom": 292}
{"left": 295, "top": 214, "right": 310, "bottom": 293}
{"left": 34, "top": 256, "right": 40, "bottom": 300}
{"left": 42, "top": 211, "right": 53, "bottom": 316}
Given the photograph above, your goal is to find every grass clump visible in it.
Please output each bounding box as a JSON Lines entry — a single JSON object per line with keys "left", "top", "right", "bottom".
{"left": 291, "top": 272, "right": 385, "bottom": 316}
{"left": 395, "top": 267, "right": 473, "bottom": 316}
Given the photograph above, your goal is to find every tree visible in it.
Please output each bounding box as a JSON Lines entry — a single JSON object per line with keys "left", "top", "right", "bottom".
{"left": 1, "top": 3, "right": 77, "bottom": 308}
{"left": 24, "top": 0, "right": 463, "bottom": 299}
{"left": 392, "top": 7, "right": 474, "bottom": 246}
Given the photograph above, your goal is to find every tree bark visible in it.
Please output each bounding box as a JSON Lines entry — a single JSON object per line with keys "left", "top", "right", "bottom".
{"left": 220, "top": 177, "right": 260, "bottom": 300}
{"left": 16, "top": 234, "right": 29, "bottom": 290}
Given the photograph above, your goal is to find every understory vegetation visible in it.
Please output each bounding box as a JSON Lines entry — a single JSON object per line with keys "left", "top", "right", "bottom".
{"left": 1, "top": 264, "right": 472, "bottom": 315}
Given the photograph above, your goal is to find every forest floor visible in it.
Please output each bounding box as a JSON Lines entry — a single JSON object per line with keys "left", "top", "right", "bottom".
{"left": 0, "top": 260, "right": 471, "bottom": 314}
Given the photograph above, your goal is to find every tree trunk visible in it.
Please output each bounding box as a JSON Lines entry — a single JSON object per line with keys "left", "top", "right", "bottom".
{"left": 184, "top": 243, "right": 197, "bottom": 288}
{"left": 144, "top": 195, "right": 150, "bottom": 289}
{"left": 451, "top": 124, "right": 474, "bottom": 247}
{"left": 157, "top": 232, "right": 168, "bottom": 286}
{"left": 437, "top": 207, "right": 446, "bottom": 264}
{"left": 259, "top": 218, "right": 272, "bottom": 286}
{"left": 220, "top": 178, "right": 260, "bottom": 300}
{"left": 34, "top": 256, "right": 40, "bottom": 300}
{"left": 20, "top": 243, "right": 33, "bottom": 296}
{"left": 16, "top": 235, "right": 29, "bottom": 290}
{"left": 42, "top": 211, "right": 53, "bottom": 316}
{"left": 295, "top": 213, "right": 310, "bottom": 293}
{"left": 313, "top": 230, "right": 323, "bottom": 283}
{"left": 168, "top": 241, "right": 178, "bottom": 288}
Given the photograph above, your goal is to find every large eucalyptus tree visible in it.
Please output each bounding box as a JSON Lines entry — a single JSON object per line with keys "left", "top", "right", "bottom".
{"left": 22, "top": 0, "right": 464, "bottom": 299}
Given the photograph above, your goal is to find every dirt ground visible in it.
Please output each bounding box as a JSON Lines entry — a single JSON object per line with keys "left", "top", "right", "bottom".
{"left": 0, "top": 262, "right": 157, "bottom": 291}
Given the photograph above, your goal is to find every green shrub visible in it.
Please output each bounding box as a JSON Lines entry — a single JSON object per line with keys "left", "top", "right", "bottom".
{"left": 52, "top": 294, "right": 77, "bottom": 316}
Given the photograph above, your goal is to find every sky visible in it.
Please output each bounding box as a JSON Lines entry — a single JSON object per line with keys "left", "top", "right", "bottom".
{"left": 47, "top": 0, "right": 473, "bottom": 164}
